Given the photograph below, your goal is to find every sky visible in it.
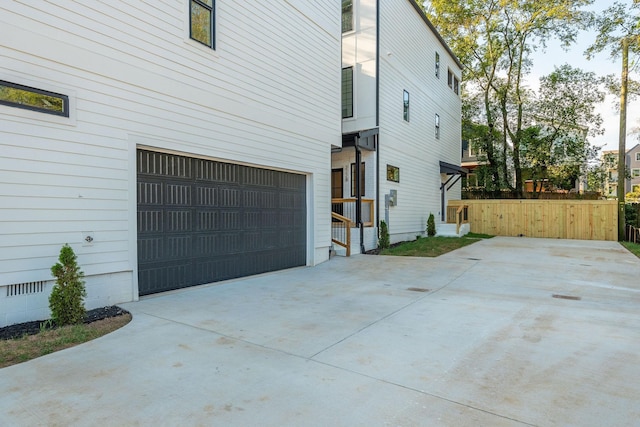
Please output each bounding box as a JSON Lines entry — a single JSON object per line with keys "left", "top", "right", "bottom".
{"left": 526, "top": 0, "right": 639, "bottom": 152}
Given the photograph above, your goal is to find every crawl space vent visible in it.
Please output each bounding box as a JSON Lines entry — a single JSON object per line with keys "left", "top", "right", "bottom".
{"left": 5, "top": 281, "right": 46, "bottom": 297}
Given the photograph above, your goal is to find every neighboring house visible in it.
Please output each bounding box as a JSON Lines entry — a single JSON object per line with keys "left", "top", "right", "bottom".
{"left": 461, "top": 138, "right": 485, "bottom": 188}
{"left": 602, "top": 144, "right": 640, "bottom": 198}
{"left": 0, "top": 1, "right": 341, "bottom": 326}
{"left": 628, "top": 143, "right": 640, "bottom": 194}
{"left": 334, "top": 0, "right": 464, "bottom": 251}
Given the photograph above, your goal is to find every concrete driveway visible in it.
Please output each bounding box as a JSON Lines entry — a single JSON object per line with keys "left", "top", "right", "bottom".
{"left": 2, "top": 237, "right": 640, "bottom": 426}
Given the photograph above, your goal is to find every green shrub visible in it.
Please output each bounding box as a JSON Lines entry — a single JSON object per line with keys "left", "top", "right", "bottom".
{"left": 427, "top": 213, "right": 436, "bottom": 237}
{"left": 49, "top": 244, "right": 86, "bottom": 326}
{"left": 379, "top": 220, "right": 390, "bottom": 249}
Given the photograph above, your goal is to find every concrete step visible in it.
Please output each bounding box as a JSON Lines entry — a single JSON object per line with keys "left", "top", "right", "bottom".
{"left": 437, "top": 223, "right": 470, "bottom": 237}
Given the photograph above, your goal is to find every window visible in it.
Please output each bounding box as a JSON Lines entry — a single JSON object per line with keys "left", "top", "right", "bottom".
{"left": 632, "top": 168, "right": 640, "bottom": 178}
{"left": 453, "top": 76, "right": 459, "bottom": 95}
{"left": 636, "top": 152, "right": 640, "bottom": 161}
{"left": 0, "top": 80, "right": 69, "bottom": 117}
{"left": 466, "top": 173, "right": 478, "bottom": 187}
{"left": 190, "top": 0, "right": 215, "bottom": 49}
{"left": 342, "top": 67, "right": 353, "bottom": 118}
{"left": 435, "top": 52, "right": 440, "bottom": 78}
{"left": 435, "top": 114, "right": 440, "bottom": 139}
{"left": 447, "top": 69, "right": 453, "bottom": 88}
{"left": 387, "top": 165, "right": 400, "bottom": 182}
{"left": 469, "top": 143, "right": 483, "bottom": 157}
{"left": 342, "top": 0, "right": 353, "bottom": 33}
{"left": 403, "top": 90, "right": 410, "bottom": 122}
{"left": 350, "top": 162, "right": 365, "bottom": 196}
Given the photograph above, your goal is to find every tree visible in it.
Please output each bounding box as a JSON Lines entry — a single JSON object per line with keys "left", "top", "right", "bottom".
{"left": 521, "top": 65, "right": 604, "bottom": 195}
{"left": 586, "top": 0, "right": 640, "bottom": 239}
{"left": 425, "top": 0, "right": 593, "bottom": 195}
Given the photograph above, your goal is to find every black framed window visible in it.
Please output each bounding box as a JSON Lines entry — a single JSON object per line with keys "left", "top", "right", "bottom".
{"left": 447, "top": 69, "right": 453, "bottom": 88}
{"left": 435, "top": 52, "right": 440, "bottom": 78}
{"left": 342, "top": 67, "right": 354, "bottom": 119}
{"left": 190, "top": 0, "right": 215, "bottom": 49}
{"left": 403, "top": 90, "right": 410, "bottom": 122}
{"left": 351, "top": 162, "right": 365, "bottom": 196}
{"left": 387, "top": 165, "right": 400, "bottom": 183}
{"left": 435, "top": 114, "right": 440, "bottom": 139}
{"left": 454, "top": 76, "right": 459, "bottom": 95}
{"left": 0, "top": 80, "right": 69, "bottom": 117}
{"left": 342, "top": 0, "right": 353, "bottom": 33}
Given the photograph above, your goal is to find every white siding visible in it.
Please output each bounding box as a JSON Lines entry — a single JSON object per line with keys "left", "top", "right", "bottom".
{"left": 0, "top": 1, "right": 340, "bottom": 325}
{"left": 342, "top": 0, "right": 378, "bottom": 133}
{"left": 377, "top": 0, "right": 462, "bottom": 241}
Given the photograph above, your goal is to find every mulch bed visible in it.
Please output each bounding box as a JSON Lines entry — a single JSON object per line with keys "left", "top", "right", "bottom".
{"left": 364, "top": 241, "right": 406, "bottom": 255}
{"left": 0, "top": 306, "right": 129, "bottom": 341}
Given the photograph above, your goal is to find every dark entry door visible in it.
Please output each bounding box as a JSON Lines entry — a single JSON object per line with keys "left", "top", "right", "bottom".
{"left": 331, "top": 168, "right": 343, "bottom": 216}
{"left": 137, "top": 149, "right": 307, "bottom": 295}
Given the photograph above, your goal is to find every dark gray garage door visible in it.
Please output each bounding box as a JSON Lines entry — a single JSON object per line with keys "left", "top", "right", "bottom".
{"left": 137, "top": 149, "right": 306, "bottom": 296}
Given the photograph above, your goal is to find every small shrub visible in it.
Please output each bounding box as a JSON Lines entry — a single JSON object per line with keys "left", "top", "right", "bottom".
{"left": 427, "top": 213, "right": 436, "bottom": 237}
{"left": 49, "top": 244, "right": 87, "bottom": 326}
{"left": 379, "top": 220, "right": 390, "bottom": 249}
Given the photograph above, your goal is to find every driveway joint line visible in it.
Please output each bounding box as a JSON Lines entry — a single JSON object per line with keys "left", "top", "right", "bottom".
{"left": 307, "top": 261, "right": 478, "bottom": 360}
{"left": 313, "top": 359, "right": 538, "bottom": 426}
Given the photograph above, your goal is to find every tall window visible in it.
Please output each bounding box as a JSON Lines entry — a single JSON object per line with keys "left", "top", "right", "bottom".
{"left": 447, "top": 69, "right": 453, "bottom": 88}
{"left": 435, "top": 52, "right": 440, "bottom": 78}
{"left": 342, "top": 67, "right": 353, "bottom": 118}
{"left": 190, "top": 0, "right": 215, "bottom": 49}
{"left": 403, "top": 90, "right": 410, "bottom": 122}
{"left": 453, "top": 76, "right": 459, "bottom": 95}
{"left": 636, "top": 152, "right": 640, "bottom": 161}
{"left": 435, "top": 114, "right": 440, "bottom": 139}
{"left": 351, "top": 162, "right": 365, "bottom": 196}
{"left": 342, "top": 0, "right": 353, "bottom": 33}
{"left": 0, "top": 80, "right": 69, "bottom": 117}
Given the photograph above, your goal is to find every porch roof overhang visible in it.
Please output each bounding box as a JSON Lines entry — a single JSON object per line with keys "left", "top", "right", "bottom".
{"left": 342, "top": 128, "right": 378, "bottom": 151}
{"left": 439, "top": 161, "right": 468, "bottom": 176}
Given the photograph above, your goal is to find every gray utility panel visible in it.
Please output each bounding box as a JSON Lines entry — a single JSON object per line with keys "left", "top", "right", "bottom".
{"left": 137, "top": 149, "right": 307, "bottom": 296}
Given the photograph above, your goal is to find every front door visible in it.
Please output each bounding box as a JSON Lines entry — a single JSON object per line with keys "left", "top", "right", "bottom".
{"left": 331, "top": 168, "right": 343, "bottom": 216}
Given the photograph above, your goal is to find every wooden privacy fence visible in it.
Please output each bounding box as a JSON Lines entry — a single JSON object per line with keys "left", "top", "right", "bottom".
{"left": 448, "top": 199, "right": 618, "bottom": 241}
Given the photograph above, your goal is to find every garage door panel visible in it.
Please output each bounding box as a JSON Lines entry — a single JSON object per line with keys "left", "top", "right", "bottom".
{"left": 137, "top": 149, "right": 306, "bottom": 296}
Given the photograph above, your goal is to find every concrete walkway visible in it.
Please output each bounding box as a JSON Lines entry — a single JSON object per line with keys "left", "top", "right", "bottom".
{"left": 2, "top": 237, "right": 640, "bottom": 426}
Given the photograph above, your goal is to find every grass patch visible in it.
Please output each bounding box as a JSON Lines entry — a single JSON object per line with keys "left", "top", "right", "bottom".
{"left": 380, "top": 233, "right": 492, "bottom": 257}
{"left": 0, "top": 314, "right": 131, "bottom": 369}
{"left": 622, "top": 241, "right": 640, "bottom": 259}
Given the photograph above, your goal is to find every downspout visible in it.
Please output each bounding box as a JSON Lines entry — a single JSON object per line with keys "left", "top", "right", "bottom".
{"left": 375, "top": 0, "right": 381, "bottom": 242}
{"left": 355, "top": 145, "right": 365, "bottom": 254}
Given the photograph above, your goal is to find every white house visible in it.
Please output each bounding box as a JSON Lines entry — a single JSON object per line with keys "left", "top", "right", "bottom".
{"left": 0, "top": 1, "right": 341, "bottom": 326}
{"left": 332, "top": 0, "right": 464, "bottom": 252}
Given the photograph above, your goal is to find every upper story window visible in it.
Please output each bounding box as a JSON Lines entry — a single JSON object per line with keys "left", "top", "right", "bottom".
{"left": 0, "top": 80, "right": 69, "bottom": 117}
{"left": 636, "top": 152, "right": 640, "bottom": 161}
{"left": 454, "top": 76, "right": 459, "bottom": 95}
{"left": 190, "top": 0, "right": 215, "bottom": 49}
{"left": 435, "top": 114, "right": 440, "bottom": 139}
{"left": 435, "top": 52, "right": 440, "bottom": 78}
{"left": 342, "top": 0, "right": 353, "bottom": 33}
{"left": 342, "top": 67, "right": 354, "bottom": 118}
{"left": 403, "top": 90, "right": 410, "bottom": 122}
{"left": 447, "top": 69, "right": 453, "bottom": 88}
